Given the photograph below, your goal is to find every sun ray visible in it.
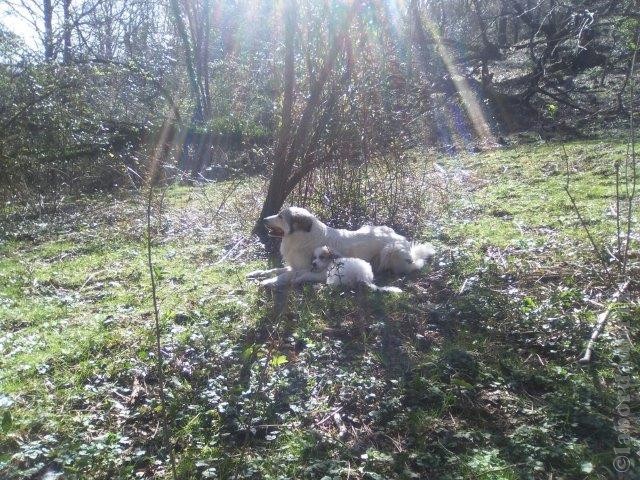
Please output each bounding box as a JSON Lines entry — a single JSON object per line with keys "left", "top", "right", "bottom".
{"left": 424, "top": 17, "right": 494, "bottom": 143}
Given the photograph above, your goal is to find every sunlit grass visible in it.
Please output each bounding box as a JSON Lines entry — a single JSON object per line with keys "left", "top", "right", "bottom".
{"left": 445, "top": 139, "right": 634, "bottom": 253}
{"left": 0, "top": 139, "right": 637, "bottom": 479}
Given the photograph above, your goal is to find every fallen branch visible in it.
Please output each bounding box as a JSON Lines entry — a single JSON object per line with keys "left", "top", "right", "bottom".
{"left": 578, "top": 280, "right": 630, "bottom": 364}
{"left": 538, "top": 87, "right": 589, "bottom": 112}
{"left": 215, "top": 237, "right": 247, "bottom": 265}
{"left": 314, "top": 406, "right": 344, "bottom": 427}
{"left": 78, "top": 269, "right": 105, "bottom": 292}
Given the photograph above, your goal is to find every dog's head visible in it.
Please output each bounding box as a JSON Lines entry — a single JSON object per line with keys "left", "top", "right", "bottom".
{"left": 380, "top": 241, "right": 418, "bottom": 274}
{"left": 263, "top": 206, "right": 314, "bottom": 238}
{"left": 311, "top": 245, "right": 338, "bottom": 272}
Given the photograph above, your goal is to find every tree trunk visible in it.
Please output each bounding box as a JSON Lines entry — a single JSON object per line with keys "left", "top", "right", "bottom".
{"left": 498, "top": 5, "right": 508, "bottom": 47}
{"left": 253, "top": 0, "right": 297, "bottom": 243}
{"left": 63, "top": 0, "right": 72, "bottom": 63}
{"left": 43, "top": 0, "right": 54, "bottom": 61}
{"left": 471, "top": 0, "right": 501, "bottom": 60}
{"left": 253, "top": 0, "right": 359, "bottom": 244}
{"left": 169, "top": 0, "right": 204, "bottom": 125}
{"left": 410, "top": 0, "right": 431, "bottom": 72}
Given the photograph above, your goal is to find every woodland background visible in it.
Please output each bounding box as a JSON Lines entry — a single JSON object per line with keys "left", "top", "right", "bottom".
{"left": 0, "top": 0, "right": 639, "bottom": 479}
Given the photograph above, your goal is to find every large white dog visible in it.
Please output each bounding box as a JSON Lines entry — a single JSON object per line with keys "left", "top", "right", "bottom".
{"left": 247, "top": 206, "right": 434, "bottom": 287}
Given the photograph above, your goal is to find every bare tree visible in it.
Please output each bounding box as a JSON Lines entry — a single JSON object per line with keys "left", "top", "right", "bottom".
{"left": 43, "top": 0, "right": 54, "bottom": 60}
{"left": 253, "top": 0, "right": 360, "bottom": 242}
{"left": 62, "top": 0, "right": 71, "bottom": 62}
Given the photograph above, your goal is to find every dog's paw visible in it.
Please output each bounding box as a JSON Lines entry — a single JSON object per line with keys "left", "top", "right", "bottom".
{"left": 246, "top": 270, "right": 267, "bottom": 279}
{"left": 259, "top": 277, "right": 280, "bottom": 288}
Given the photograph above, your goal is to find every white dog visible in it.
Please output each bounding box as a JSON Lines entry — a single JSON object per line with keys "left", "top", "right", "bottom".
{"left": 247, "top": 206, "right": 434, "bottom": 287}
{"left": 311, "top": 246, "right": 402, "bottom": 293}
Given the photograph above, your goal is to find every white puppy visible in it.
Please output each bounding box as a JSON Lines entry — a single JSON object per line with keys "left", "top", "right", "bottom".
{"left": 311, "top": 246, "right": 402, "bottom": 293}
{"left": 247, "top": 206, "right": 434, "bottom": 287}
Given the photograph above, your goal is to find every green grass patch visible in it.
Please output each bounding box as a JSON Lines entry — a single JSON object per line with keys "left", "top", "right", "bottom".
{"left": 445, "top": 139, "right": 634, "bottom": 251}
{"left": 1, "top": 138, "right": 638, "bottom": 479}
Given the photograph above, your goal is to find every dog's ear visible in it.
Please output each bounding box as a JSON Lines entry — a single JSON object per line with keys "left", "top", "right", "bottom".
{"left": 327, "top": 248, "right": 340, "bottom": 260}
{"left": 290, "top": 212, "right": 312, "bottom": 233}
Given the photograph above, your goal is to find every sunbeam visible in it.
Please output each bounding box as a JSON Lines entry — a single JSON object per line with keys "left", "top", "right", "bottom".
{"left": 423, "top": 17, "right": 495, "bottom": 144}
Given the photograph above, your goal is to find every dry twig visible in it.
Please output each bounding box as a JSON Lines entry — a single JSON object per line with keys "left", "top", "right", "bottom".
{"left": 562, "top": 144, "right": 610, "bottom": 276}
{"left": 578, "top": 280, "right": 630, "bottom": 364}
{"left": 146, "top": 182, "right": 177, "bottom": 479}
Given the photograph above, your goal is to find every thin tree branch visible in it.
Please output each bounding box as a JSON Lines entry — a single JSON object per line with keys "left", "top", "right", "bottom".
{"left": 622, "top": 30, "right": 639, "bottom": 274}
{"left": 146, "top": 182, "right": 178, "bottom": 480}
{"left": 562, "top": 144, "right": 610, "bottom": 276}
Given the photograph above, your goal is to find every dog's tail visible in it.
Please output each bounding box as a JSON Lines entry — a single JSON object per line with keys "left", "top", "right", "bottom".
{"left": 365, "top": 282, "right": 403, "bottom": 293}
{"left": 410, "top": 243, "right": 436, "bottom": 269}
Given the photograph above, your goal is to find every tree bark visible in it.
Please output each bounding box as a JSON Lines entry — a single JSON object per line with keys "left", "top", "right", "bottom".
{"left": 63, "top": 0, "right": 72, "bottom": 63}
{"left": 43, "top": 0, "right": 54, "bottom": 61}
{"left": 253, "top": 0, "right": 359, "bottom": 243}
{"left": 253, "top": 0, "right": 297, "bottom": 243}
{"left": 169, "top": 0, "right": 204, "bottom": 123}
{"left": 409, "top": 0, "right": 431, "bottom": 72}
{"left": 498, "top": 4, "right": 508, "bottom": 47}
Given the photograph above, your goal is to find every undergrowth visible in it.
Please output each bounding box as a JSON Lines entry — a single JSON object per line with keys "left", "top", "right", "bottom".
{"left": 0, "top": 139, "right": 638, "bottom": 479}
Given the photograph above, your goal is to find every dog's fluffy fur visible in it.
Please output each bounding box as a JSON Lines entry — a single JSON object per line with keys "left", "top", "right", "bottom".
{"left": 379, "top": 241, "right": 435, "bottom": 274}
{"left": 247, "top": 206, "right": 435, "bottom": 287}
{"left": 311, "top": 246, "right": 402, "bottom": 293}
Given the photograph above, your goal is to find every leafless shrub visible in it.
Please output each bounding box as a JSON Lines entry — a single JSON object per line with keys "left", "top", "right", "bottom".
{"left": 290, "top": 146, "right": 448, "bottom": 238}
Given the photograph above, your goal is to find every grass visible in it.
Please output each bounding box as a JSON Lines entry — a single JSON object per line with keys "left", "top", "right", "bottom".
{"left": 0, "top": 140, "right": 639, "bottom": 479}
{"left": 447, "top": 140, "right": 631, "bottom": 248}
